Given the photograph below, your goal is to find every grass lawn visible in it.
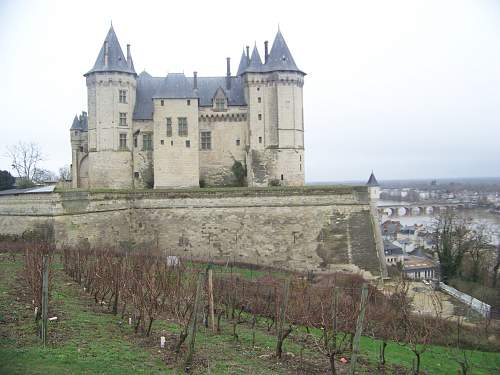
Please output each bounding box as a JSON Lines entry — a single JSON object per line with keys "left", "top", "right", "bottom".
{"left": 1, "top": 253, "right": 499, "bottom": 374}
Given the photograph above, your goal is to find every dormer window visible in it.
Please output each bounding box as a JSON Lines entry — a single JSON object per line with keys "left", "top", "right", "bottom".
{"left": 215, "top": 98, "right": 225, "bottom": 111}
{"left": 213, "top": 87, "right": 227, "bottom": 112}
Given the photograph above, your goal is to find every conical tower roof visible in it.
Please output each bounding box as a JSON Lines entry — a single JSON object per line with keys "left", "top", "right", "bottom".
{"left": 245, "top": 45, "right": 263, "bottom": 73}
{"left": 85, "top": 25, "right": 136, "bottom": 76}
{"left": 366, "top": 172, "right": 379, "bottom": 187}
{"left": 128, "top": 54, "right": 135, "bottom": 72}
{"left": 70, "top": 114, "right": 81, "bottom": 130}
{"left": 236, "top": 48, "right": 249, "bottom": 76}
{"left": 263, "top": 29, "right": 303, "bottom": 74}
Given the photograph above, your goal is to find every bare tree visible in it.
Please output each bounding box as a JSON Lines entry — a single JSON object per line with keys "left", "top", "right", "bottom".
{"left": 58, "top": 165, "right": 71, "bottom": 181}
{"left": 33, "top": 168, "right": 57, "bottom": 183}
{"left": 5, "top": 142, "right": 44, "bottom": 184}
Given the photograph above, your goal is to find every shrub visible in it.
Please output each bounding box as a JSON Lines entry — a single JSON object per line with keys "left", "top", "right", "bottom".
{"left": 141, "top": 161, "right": 154, "bottom": 189}
{"left": 0, "top": 170, "right": 15, "bottom": 190}
{"left": 231, "top": 160, "right": 246, "bottom": 187}
{"left": 268, "top": 179, "right": 281, "bottom": 187}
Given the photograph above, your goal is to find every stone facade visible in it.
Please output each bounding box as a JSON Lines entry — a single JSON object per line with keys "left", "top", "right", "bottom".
{"left": 0, "top": 186, "right": 386, "bottom": 277}
{"left": 70, "top": 26, "right": 305, "bottom": 189}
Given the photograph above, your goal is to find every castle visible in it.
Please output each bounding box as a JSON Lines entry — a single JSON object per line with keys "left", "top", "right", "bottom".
{"left": 70, "top": 25, "right": 306, "bottom": 189}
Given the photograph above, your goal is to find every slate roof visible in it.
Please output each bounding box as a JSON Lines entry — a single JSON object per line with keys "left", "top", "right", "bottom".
{"left": 70, "top": 112, "right": 88, "bottom": 131}
{"left": 245, "top": 45, "right": 264, "bottom": 73}
{"left": 133, "top": 72, "right": 163, "bottom": 120}
{"left": 133, "top": 72, "right": 247, "bottom": 120}
{"left": 238, "top": 30, "right": 304, "bottom": 75}
{"left": 384, "top": 241, "right": 404, "bottom": 256}
{"left": 153, "top": 73, "right": 197, "bottom": 99}
{"left": 236, "top": 49, "right": 249, "bottom": 76}
{"left": 85, "top": 25, "right": 136, "bottom": 76}
{"left": 367, "top": 172, "right": 379, "bottom": 186}
{"left": 0, "top": 185, "right": 56, "bottom": 196}
{"left": 262, "top": 30, "right": 302, "bottom": 73}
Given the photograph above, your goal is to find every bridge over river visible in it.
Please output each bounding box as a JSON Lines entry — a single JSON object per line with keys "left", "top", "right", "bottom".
{"left": 377, "top": 201, "right": 475, "bottom": 217}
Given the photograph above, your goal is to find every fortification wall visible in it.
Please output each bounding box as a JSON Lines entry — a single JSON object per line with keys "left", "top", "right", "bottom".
{"left": 0, "top": 187, "right": 386, "bottom": 277}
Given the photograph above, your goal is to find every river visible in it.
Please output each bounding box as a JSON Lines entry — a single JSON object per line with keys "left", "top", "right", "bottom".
{"left": 378, "top": 202, "right": 500, "bottom": 246}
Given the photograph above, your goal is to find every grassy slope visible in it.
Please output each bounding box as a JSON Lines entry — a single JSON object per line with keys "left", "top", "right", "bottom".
{"left": 0, "top": 255, "right": 168, "bottom": 375}
{"left": 0, "top": 254, "right": 499, "bottom": 374}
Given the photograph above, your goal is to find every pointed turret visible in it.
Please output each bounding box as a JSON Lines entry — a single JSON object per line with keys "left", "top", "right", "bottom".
{"left": 236, "top": 48, "right": 248, "bottom": 76}
{"left": 70, "top": 114, "right": 81, "bottom": 130}
{"left": 366, "top": 172, "right": 379, "bottom": 187}
{"left": 245, "top": 45, "right": 263, "bottom": 73}
{"left": 264, "top": 29, "right": 303, "bottom": 74}
{"left": 84, "top": 25, "right": 136, "bottom": 76}
{"left": 126, "top": 44, "right": 135, "bottom": 72}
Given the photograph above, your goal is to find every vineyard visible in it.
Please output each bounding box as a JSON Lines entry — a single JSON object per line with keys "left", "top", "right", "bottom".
{"left": 1, "top": 240, "right": 499, "bottom": 374}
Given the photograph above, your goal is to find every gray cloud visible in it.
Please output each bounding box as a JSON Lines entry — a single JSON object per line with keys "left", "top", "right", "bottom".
{"left": 0, "top": 0, "right": 499, "bottom": 182}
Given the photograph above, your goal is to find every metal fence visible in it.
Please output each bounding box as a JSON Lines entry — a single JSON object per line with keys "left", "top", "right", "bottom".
{"left": 439, "top": 282, "right": 491, "bottom": 318}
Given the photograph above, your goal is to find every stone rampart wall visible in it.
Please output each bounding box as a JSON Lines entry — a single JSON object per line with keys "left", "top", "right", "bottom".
{"left": 0, "top": 187, "right": 386, "bottom": 277}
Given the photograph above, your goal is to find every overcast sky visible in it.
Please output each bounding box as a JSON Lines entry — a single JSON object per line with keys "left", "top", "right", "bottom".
{"left": 0, "top": 0, "right": 499, "bottom": 182}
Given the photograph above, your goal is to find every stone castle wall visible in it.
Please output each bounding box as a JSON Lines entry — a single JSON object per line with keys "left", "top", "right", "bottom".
{"left": 0, "top": 187, "right": 386, "bottom": 277}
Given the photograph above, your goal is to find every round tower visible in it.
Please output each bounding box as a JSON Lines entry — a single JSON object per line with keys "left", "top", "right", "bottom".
{"left": 241, "top": 30, "right": 306, "bottom": 186}
{"left": 84, "top": 25, "right": 137, "bottom": 189}
{"left": 366, "top": 171, "right": 380, "bottom": 201}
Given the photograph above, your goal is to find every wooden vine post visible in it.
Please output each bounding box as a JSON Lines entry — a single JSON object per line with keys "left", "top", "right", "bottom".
{"left": 276, "top": 277, "right": 291, "bottom": 359}
{"left": 185, "top": 272, "right": 204, "bottom": 368}
{"left": 349, "top": 283, "right": 369, "bottom": 375}
{"left": 41, "top": 254, "right": 49, "bottom": 347}
{"left": 207, "top": 267, "right": 216, "bottom": 333}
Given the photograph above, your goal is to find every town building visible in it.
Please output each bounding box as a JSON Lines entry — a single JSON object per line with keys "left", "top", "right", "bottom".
{"left": 383, "top": 240, "right": 404, "bottom": 264}
{"left": 70, "top": 25, "right": 305, "bottom": 189}
{"left": 402, "top": 256, "right": 437, "bottom": 280}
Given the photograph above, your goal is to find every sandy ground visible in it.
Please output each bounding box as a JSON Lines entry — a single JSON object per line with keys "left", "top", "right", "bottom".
{"left": 382, "top": 281, "right": 459, "bottom": 318}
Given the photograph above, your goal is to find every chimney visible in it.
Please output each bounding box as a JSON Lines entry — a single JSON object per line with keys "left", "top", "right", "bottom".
{"left": 264, "top": 41, "right": 269, "bottom": 63}
{"left": 104, "top": 41, "right": 109, "bottom": 66}
{"left": 126, "top": 44, "right": 132, "bottom": 66}
{"left": 226, "top": 57, "right": 231, "bottom": 90}
{"left": 193, "top": 71, "right": 198, "bottom": 90}
{"left": 246, "top": 45, "right": 250, "bottom": 63}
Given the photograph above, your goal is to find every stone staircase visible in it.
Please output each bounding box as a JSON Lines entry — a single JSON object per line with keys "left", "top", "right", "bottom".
{"left": 349, "top": 211, "right": 381, "bottom": 276}
{"left": 315, "top": 209, "right": 381, "bottom": 277}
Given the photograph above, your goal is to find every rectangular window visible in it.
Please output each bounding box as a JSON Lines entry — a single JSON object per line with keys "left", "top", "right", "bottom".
{"left": 215, "top": 98, "right": 225, "bottom": 111}
{"left": 119, "top": 112, "right": 127, "bottom": 126}
{"left": 160, "top": 139, "right": 164, "bottom": 145}
{"left": 166, "top": 118, "right": 172, "bottom": 137}
{"left": 119, "top": 133, "right": 127, "bottom": 150}
{"left": 178, "top": 117, "right": 188, "bottom": 136}
{"left": 134, "top": 171, "right": 139, "bottom": 178}
{"left": 258, "top": 97, "right": 261, "bottom": 103}
{"left": 119, "top": 89, "right": 127, "bottom": 103}
{"left": 161, "top": 99, "right": 164, "bottom": 106}
{"left": 258, "top": 136, "right": 262, "bottom": 144}
{"left": 258, "top": 113, "right": 262, "bottom": 120}
{"left": 142, "top": 133, "right": 153, "bottom": 151}
{"left": 201, "top": 131, "right": 212, "bottom": 150}
{"left": 133, "top": 136, "right": 138, "bottom": 148}
{"left": 187, "top": 99, "right": 191, "bottom": 106}
{"left": 185, "top": 140, "right": 190, "bottom": 148}
{"left": 236, "top": 139, "right": 240, "bottom": 146}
